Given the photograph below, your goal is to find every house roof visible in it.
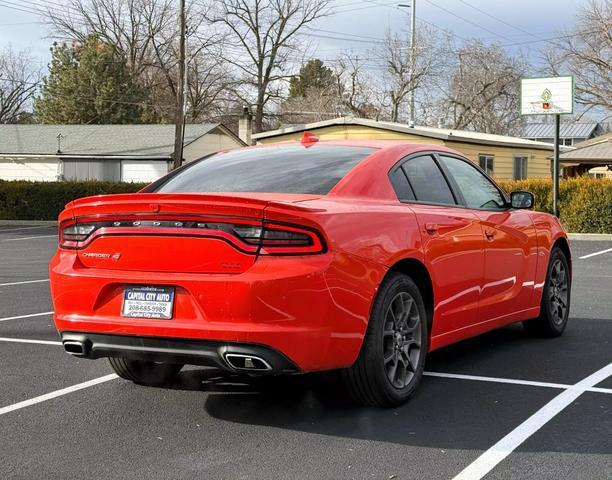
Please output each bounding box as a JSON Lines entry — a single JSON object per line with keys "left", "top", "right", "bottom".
{"left": 559, "top": 133, "right": 612, "bottom": 164}
{"left": 522, "top": 122, "right": 599, "bottom": 139}
{"left": 253, "top": 116, "right": 558, "bottom": 151}
{"left": 0, "top": 124, "right": 241, "bottom": 157}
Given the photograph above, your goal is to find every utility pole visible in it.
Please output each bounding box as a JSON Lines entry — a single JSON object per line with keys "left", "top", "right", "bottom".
{"left": 398, "top": 1, "right": 416, "bottom": 127}
{"left": 173, "top": 0, "right": 186, "bottom": 170}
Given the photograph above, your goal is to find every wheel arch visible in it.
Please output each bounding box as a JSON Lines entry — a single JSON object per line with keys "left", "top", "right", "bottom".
{"left": 387, "top": 258, "right": 434, "bottom": 333}
{"left": 552, "top": 236, "right": 572, "bottom": 277}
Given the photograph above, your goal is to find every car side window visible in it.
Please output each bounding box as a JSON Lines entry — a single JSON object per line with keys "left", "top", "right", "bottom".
{"left": 438, "top": 155, "right": 507, "bottom": 210}
{"left": 401, "top": 155, "right": 456, "bottom": 205}
{"left": 389, "top": 167, "right": 415, "bottom": 201}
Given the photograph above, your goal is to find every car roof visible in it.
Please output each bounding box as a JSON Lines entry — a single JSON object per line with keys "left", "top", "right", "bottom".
{"left": 252, "top": 138, "right": 460, "bottom": 156}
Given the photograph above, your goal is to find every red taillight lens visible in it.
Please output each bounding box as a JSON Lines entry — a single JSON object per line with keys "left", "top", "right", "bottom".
{"left": 231, "top": 223, "right": 324, "bottom": 254}
{"left": 59, "top": 222, "right": 97, "bottom": 248}
{"left": 258, "top": 223, "right": 324, "bottom": 255}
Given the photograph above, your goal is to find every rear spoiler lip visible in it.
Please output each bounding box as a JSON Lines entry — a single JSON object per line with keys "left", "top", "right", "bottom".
{"left": 68, "top": 192, "right": 327, "bottom": 213}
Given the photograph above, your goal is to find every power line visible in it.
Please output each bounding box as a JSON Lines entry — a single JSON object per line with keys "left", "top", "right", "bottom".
{"left": 421, "top": 0, "right": 515, "bottom": 43}
{"left": 458, "top": 0, "right": 542, "bottom": 41}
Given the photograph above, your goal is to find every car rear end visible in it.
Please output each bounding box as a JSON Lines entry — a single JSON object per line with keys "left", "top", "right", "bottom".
{"left": 50, "top": 143, "right": 384, "bottom": 374}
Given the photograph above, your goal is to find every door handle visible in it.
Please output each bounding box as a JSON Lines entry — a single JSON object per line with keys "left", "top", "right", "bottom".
{"left": 484, "top": 228, "right": 496, "bottom": 240}
{"left": 425, "top": 223, "right": 438, "bottom": 235}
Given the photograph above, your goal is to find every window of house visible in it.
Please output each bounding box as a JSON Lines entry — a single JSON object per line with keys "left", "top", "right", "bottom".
{"left": 563, "top": 138, "right": 573, "bottom": 146}
{"left": 478, "top": 154, "right": 494, "bottom": 175}
{"left": 513, "top": 155, "right": 528, "bottom": 180}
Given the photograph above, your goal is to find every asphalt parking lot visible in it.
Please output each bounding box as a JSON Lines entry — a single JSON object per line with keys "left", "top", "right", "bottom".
{"left": 0, "top": 224, "right": 610, "bottom": 480}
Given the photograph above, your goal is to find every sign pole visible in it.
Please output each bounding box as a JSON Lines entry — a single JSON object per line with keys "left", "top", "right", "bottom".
{"left": 553, "top": 114, "right": 560, "bottom": 217}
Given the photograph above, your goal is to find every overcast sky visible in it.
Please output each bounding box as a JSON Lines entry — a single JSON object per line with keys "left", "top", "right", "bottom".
{"left": 0, "top": 0, "right": 589, "bottom": 72}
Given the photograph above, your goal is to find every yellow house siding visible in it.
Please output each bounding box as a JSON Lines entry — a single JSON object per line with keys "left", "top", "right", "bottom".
{"left": 256, "top": 124, "right": 552, "bottom": 179}
{"left": 444, "top": 142, "right": 551, "bottom": 180}
{"left": 256, "top": 125, "right": 445, "bottom": 145}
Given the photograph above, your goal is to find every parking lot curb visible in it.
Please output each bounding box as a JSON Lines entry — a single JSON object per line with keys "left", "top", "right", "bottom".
{"left": 0, "top": 220, "right": 57, "bottom": 226}
{"left": 568, "top": 233, "right": 612, "bottom": 241}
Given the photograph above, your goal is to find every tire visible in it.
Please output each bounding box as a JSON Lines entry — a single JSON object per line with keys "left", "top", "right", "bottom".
{"left": 108, "top": 357, "right": 183, "bottom": 387}
{"left": 342, "top": 272, "right": 429, "bottom": 407}
{"left": 523, "top": 247, "right": 571, "bottom": 337}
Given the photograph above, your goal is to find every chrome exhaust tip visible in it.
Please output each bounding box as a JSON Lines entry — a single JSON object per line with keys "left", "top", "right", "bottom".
{"left": 63, "top": 340, "right": 86, "bottom": 356}
{"left": 224, "top": 353, "right": 272, "bottom": 371}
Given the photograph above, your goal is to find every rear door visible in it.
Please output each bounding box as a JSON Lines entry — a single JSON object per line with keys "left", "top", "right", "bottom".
{"left": 437, "top": 154, "right": 539, "bottom": 323}
{"left": 390, "top": 154, "right": 485, "bottom": 337}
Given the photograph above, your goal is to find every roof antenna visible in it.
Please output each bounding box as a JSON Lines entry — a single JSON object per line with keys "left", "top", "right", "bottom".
{"left": 301, "top": 131, "right": 319, "bottom": 147}
{"left": 56, "top": 133, "right": 64, "bottom": 154}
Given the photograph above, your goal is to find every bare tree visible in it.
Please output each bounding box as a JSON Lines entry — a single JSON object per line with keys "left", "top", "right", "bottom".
{"left": 0, "top": 47, "right": 40, "bottom": 123}
{"left": 206, "top": 0, "right": 331, "bottom": 132}
{"left": 333, "top": 54, "right": 382, "bottom": 120}
{"left": 376, "top": 26, "right": 452, "bottom": 122}
{"left": 438, "top": 40, "right": 527, "bottom": 134}
{"left": 46, "top": 0, "right": 229, "bottom": 122}
{"left": 542, "top": 0, "right": 612, "bottom": 118}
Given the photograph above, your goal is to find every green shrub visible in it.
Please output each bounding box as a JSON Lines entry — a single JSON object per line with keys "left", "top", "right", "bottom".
{"left": 0, "top": 180, "right": 145, "bottom": 221}
{"left": 499, "top": 177, "right": 612, "bottom": 234}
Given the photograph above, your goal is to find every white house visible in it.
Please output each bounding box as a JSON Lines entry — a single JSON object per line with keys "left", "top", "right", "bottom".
{"left": 0, "top": 124, "right": 244, "bottom": 183}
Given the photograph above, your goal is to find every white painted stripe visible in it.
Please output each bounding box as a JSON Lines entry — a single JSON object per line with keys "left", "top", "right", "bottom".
{"left": 0, "top": 374, "right": 117, "bottom": 417}
{"left": 424, "top": 371, "right": 612, "bottom": 394}
{"left": 0, "top": 279, "right": 49, "bottom": 286}
{"left": 0, "top": 311, "right": 53, "bottom": 322}
{"left": 0, "top": 336, "right": 62, "bottom": 346}
{"left": 0, "top": 235, "right": 57, "bottom": 242}
{"left": 451, "top": 363, "right": 612, "bottom": 480}
{"left": 0, "top": 226, "right": 53, "bottom": 233}
{"left": 579, "top": 247, "right": 612, "bottom": 259}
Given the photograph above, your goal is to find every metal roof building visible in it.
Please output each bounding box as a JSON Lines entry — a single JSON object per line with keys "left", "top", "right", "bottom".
{"left": 522, "top": 122, "right": 600, "bottom": 146}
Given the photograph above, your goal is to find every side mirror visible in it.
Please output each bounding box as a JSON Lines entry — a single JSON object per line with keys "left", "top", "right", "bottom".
{"left": 510, "top": 191, "right": 534, "bottom": 209}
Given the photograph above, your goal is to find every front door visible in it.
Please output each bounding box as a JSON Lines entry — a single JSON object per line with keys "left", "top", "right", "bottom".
{"left": 437, "top": 154, "right": 538, "bottom": 324}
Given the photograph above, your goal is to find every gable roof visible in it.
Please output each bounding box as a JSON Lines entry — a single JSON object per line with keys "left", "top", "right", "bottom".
{"left": 253, "top": 116, "right": 557, "bottom": 151}
{"left": 559, "top": 132, "right": 612, "bottom": 163}
{"left": 0, "top": 124, "right": 243, "bottom": 157}
{"left": 522, "top": 122, "right": 599, "bottom": 139}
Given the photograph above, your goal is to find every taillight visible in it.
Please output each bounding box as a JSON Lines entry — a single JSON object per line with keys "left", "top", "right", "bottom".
{"left": 232, "top": 223, "right": 324, "bottom": 255}
{"left": 59, "top": 221, "right": 97, "bottom": 248}
{"left": 58, "top": 217, "right": 325, "bottom": 255}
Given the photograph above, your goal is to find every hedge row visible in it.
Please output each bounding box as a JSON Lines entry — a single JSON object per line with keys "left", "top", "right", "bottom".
{"left": 498, "top": 177, "right": 612, "bottom": 234}
{"left": 0, "top": 178, "right": 610, "bottom": 233}
{"left": 0, "top": 180, "right": 145, "bottom": 221}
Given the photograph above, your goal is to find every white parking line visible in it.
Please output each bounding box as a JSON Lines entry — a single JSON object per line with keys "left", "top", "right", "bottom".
{"left": 451, "top": 363, "right": 612, "bottom": 480}
{"left": 424, "top": 371, "right": 612, "bottom": 394}
{"left": 0, "top": 311, "right": 53, "bottom": 322}
{"left": 0, "top": 279, "right": 49, "bottom": 287}
{"left": 0, "top": 337, "right": 62, "bottom": 346}
{"left": 579, "top": 247, "right": 612, "bottom": 259}
{"left": 0, "top": 235, "right": 56, "bottom": 242}
{"left": 0, "top": 374, "right": 117, "bottom": 417}
{"left": 0, "top": 226, "right": 53, "bottom": 233}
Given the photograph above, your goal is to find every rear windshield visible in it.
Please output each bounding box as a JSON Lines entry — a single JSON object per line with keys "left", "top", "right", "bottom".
{"left": 152, "top": 145, "right": 376, "bottom": 195}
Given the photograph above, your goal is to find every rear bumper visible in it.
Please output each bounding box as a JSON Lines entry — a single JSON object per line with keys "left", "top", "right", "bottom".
{"left": 50, "top": 249, "right": 386, "bottom": 372}
{"left": 61, "top": 332, "right": 299, "bottom": 373}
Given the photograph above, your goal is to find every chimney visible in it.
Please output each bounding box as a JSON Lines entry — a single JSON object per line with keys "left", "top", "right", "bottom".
{"left": 238, "top": 106, "right": 253, "bottom": 145}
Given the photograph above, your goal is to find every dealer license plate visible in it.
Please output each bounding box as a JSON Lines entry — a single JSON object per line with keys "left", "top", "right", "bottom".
{"left": 121, "top": 286, "right": 175, "bottom": 319}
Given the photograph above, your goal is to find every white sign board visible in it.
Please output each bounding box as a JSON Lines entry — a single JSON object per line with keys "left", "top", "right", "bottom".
{"left": 520, "top": 76, "right": 574, "bottom": 115}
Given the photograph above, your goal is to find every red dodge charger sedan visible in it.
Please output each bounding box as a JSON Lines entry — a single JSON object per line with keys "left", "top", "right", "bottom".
{"left": 50, "top": 138, "right": 571, "bottom": 407}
